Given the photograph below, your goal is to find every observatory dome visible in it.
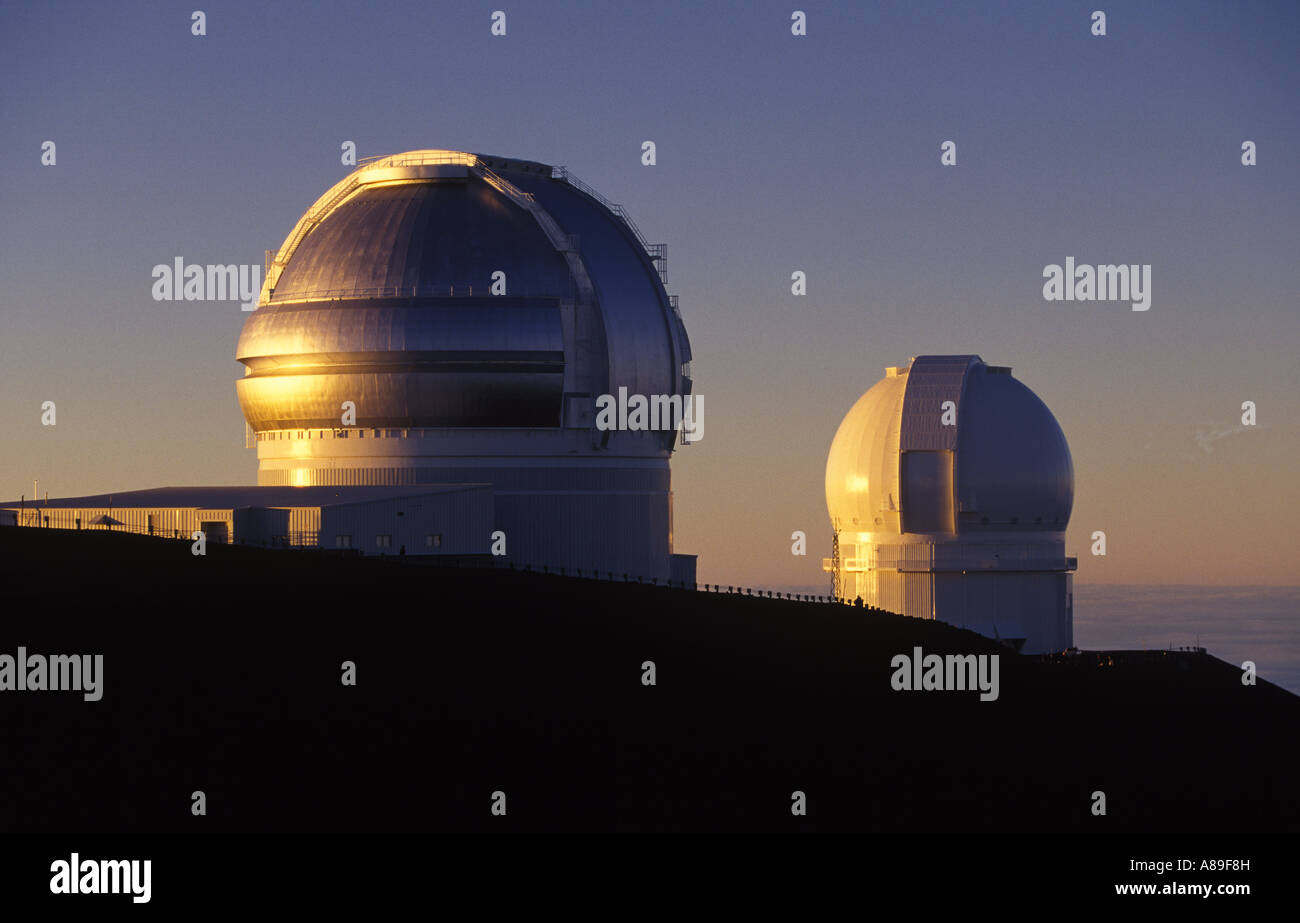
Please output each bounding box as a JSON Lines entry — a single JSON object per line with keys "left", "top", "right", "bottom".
{"left": 826, "top": 355, "right": 1073, "bottom": 537}
{"left": 232, "top": 150, "right": 694, "bottom": 582}
{"left": 824, "top": 356, "right": 1076, "bottom": 653}
{"left": 237, "top": 150, "right": 690, "bottom": 441}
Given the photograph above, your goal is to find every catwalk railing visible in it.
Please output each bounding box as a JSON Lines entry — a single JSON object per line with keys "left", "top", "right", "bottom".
{"left": 263, "top": 281, "right": 579, "bottom": 301}
{"left": 551, "top": 165, "right": 668, "bottom": 282}
{"left": 1, "top": 518, "right": 319, "bottom": 548}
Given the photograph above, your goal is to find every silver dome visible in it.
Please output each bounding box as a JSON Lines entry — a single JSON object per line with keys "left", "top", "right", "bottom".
{"left": 236, "top": 151, "right": 692, "bottom": 444}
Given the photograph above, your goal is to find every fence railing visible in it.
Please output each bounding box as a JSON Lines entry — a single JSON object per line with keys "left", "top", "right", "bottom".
{"left": 266, "top": 282, "right": 577, "bottom": 302}
{"left": 4, "top": 517, "right": 870, "bottom": 605}
{"left": 5, "top": 518, "right": 204, "bottom": 541}
{"left": 461, "top": 557, "right": 885, "bottom": 608}
{"left": 552, "top": 165, "right": 668, "bottom": 281}
{"left": 357, "top": 151, "right": 478, "bottom": 168}
{"left": 1, "top": 518, "right": 326, "bottom": 550}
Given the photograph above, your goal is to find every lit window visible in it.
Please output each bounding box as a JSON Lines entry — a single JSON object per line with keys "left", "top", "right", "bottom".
{"left": 376, "top": 534, "right": 392, "bottom": 548}
{"left": 426, "top": 534, "right": 442, "bottom": 548}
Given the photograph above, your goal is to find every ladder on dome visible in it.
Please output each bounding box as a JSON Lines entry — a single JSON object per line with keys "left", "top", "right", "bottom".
{"left": 472, "top": 162, "right": 595, "bottom": 304}
{"left": 473, "top": 161, "right": 605, "bottom": 429}
{"left": 830, "top": 526, "right": 842, "bottom": 602}
{"left": 551, "top": 166, "right": 668, "bottom": 283}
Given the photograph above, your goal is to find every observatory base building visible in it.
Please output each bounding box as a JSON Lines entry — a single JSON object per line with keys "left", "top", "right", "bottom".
{"left": 0, "top": 486, "right": 493, "bottom": 556}
{"left": 825, "top": 356, "right": 1077, "bottom": 654}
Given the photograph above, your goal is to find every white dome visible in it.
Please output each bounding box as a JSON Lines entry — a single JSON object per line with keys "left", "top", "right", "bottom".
{"left": 825, "top": 368, "right": 907, "bottom": 533}
{"left": 826, "top": 355, "right": 1073, "bottom": 537}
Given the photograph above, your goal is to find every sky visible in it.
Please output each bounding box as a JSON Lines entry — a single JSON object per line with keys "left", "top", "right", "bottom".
{"left": 1, "top": 0, "right": 1297, "bottom": 589}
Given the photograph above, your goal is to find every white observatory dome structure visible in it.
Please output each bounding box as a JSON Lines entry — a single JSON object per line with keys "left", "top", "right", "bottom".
{"left": 236, "top": 150, "right": 693, "bottom": 581}
{"left": 825, "top": 355, "right": 1076, "bottom": 653}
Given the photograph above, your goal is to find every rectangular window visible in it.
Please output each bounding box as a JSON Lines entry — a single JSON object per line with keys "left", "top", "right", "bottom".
{"left": 376, "top": 534, "right": 392, "bottom": 548}
{"left": 335, "top": 534, "right": 352, "bottom": 548}
{"left": 426, "top": 534, "right": 442, "bottom": 548}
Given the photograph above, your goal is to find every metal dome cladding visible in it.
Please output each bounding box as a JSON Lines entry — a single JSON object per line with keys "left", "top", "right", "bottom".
{"left": 826, "top": 356, "right": 1073, "bottom": 537}
{"left": 236, "top": 151, "right": 691, "bottom": 439}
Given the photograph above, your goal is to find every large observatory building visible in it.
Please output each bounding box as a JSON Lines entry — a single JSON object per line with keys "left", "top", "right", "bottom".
{"left": 2, "top": 150, "right": 696, "bottom": 583}
{"left": 824, "top": 356, "right": 1076, "bottom": 653}
{"left": 237, "top": 149, "right": 695, "bottom": 580}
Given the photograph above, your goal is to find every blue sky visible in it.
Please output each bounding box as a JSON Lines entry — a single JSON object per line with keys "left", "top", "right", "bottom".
{"left": 2, "top": 0, "right": 1297, "bottom": 586}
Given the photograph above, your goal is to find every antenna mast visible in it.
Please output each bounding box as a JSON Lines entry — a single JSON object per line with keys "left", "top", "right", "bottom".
{"left": 830, "top": 519, "right": 842, "bottom": 602}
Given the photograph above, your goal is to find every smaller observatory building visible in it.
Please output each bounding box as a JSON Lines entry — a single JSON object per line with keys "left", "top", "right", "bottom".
{"left": 824, "top": 355, "right": 1077, "bottom": 654}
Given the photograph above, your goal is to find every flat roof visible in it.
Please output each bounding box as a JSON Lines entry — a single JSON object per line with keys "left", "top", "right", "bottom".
{"left": 0, "top": 485, "right": 490, "bottom": 510}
